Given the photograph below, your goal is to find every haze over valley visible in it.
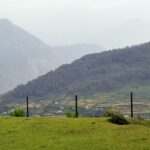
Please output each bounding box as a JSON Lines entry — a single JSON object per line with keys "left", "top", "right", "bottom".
{"left": 0, "top": 0, "right": 150, "bottom": 115}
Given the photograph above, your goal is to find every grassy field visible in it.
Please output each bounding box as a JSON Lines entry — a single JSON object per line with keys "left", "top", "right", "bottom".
{"left": 0, "top": 117, "right": 150, "bottom": 150}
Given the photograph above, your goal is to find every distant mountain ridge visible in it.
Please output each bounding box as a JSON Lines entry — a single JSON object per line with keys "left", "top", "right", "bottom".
{"left": 1, "top": 42, "right": 150, "bottom": 110}
{"left": 0, "top": 18, "right": 103, "bottom": 94}
{"left": 52, "top": 43, "right": 103, "bottom": 65}
{"left": 0, "top": 18, "right": 57, "bottom": 93}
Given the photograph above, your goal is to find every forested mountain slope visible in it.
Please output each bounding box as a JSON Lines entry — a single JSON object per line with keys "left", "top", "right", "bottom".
{"left": 1, "top": 42, "right": 150, "bottom": 107}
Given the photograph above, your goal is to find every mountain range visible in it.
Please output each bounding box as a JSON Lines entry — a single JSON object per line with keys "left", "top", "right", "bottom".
{"left": 1, "top": 42, "right": 150, "bottom": 113}
{"left": 0, "top": 18, "right": 102, "bottom": 94}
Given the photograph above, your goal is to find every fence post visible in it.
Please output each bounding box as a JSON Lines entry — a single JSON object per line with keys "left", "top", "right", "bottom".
{"left": 75, "top": 94, "right": 78, "bottom": 118}
{"left": 131, "top": 92, "right": 133, "bottom": 118}
{"left": 26, "top": 96, "right": 29, "bottom": 117}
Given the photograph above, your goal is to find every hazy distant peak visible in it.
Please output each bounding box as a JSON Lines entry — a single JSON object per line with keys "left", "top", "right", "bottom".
{"left": 0, "top": 18, "right": 12, "bottom": 25}
{"left": 0, "top": 18, "right": 57, "bottom": 94}
{"left": 0, "top": 18, "right": 11, "bottom": 22}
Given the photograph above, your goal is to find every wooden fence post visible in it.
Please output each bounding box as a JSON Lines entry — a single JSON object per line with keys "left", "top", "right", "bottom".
{"left": 131, "top": 92, "right": 133, "bottom": 118}
{"left": 26, "top": 96, "right": 29, "bottom": 117}
{"left": 75, "top": 94, "right": 78, "bottom": 118}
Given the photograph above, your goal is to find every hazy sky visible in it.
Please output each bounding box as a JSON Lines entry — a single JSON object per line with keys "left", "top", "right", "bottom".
{"left": 0, "top": 0, "right": 150, "bottom": 46}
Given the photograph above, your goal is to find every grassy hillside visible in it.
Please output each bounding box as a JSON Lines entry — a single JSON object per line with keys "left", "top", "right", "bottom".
{"left": 0, "top": 117, "right": 150, "bottom": 150}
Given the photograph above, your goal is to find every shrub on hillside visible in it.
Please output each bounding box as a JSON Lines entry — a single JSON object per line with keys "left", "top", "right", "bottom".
{"left": 10, "top": 108, "right": 25, "bottom": 117}
{"left": 104, "top": 109, "right": 129, "bottom": 125}
{"left": 65, "top": 111, "right": 79, "bottom": 118}
{"left": 109, "top": 112, "right": 129, "bottom": 125}
{"left": 103, "top": 108, "right": 116, "bottom": 117}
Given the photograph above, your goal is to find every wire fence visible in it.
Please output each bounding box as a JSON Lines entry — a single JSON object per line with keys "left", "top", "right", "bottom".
{"left": 3, "top": 93, "right": 150, "bottom": 119}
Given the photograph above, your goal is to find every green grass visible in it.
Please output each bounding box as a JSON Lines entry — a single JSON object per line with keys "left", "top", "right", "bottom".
{"left": 0, "top": 117, "right": 150, "bottom": 150}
